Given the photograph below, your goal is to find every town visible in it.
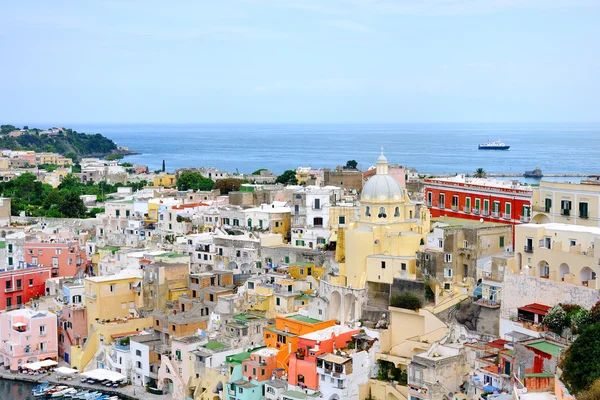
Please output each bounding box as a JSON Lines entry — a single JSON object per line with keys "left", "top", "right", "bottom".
{"left": 0, "top": 147, "right": 597, "bottom": 400}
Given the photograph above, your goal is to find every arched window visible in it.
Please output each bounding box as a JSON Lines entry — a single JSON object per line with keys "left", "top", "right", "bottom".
{"left": 378, "top": 207, "right": 387, "bottom": 218}
{"left": 394, "top": 207, "right": 400, "bottom": 217}
{"left": 365, "top": 206, "right": 371, "bottom": 217}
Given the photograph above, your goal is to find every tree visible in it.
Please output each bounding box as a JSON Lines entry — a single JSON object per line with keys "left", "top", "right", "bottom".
{"left": 275, "top": 170, "right": 298, "bottom": 185}
{"left": 571, "top": 308, "right": 592, "bottom": 333}
{"left": 579, "top": 378, "right": 600, "bottom": 400}
{"left": 58, "top": 191, "right": 87, "bottom": 218}
{"left": 252, "top": 168, "right": 267, "bottom": 175}
{"left": 345, "top": 160, "right": 358, "bottom": 170}
{"left": 65, "top": 152, "right": 79, "bottom": 163}
{"left": 390, "top": 293, "right": 422, "bottom": 311}
{"left": 162, "top": 159, "right": 165, "bottom": 172}
{"left": 543, "top": 304, "right": 567, "bottom": 334}
{"left": 176, "top": 172, "right": 214, "bottom": 191}
{"left": 562, "top": 323, "right": 600, "bottom": 394}
{"left": 214, "top": 178, "right": 246, "bottom": 195}
{"left": 474, "top": 168, "right": 487, "bottom": 178}
{"left": 104, "top": 154, "right": 123, "bottom": 161}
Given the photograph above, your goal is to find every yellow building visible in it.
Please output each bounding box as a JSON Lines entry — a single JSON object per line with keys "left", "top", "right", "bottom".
{"left": 532, "top": 180, "right": 600, "bottom": 227}
{"left": 154, "top": 173, "right": 176, "bottom": 187}
{"left": 288, "top": 261, "right": 325, "bottom": 281}
{"left": 336, "top": 153, "right": 431, "bottom": 289}
{"left": 295, "top": 166, "right": 311, "bottom": 184}
{"left": 71, "top": 270, "right": 152, "bottom": 370}
{"left": 514, "top": 222, "right": 600, "bottom": 288}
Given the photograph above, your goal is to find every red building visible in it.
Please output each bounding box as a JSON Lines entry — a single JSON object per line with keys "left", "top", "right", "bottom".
{"left": 24, "top": 241, "right": 86, "bottom": 278}
{"left": 0, "top": 261, "right": 52, "bottom": 311}
{"left": 424, "top": 175, "right": 533, "bottom": 238}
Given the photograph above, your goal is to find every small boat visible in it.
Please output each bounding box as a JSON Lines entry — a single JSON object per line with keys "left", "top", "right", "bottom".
{"left": 50, "top": 386, "right": 72, "bottom": 397}
{"left": 61, "top": 388, "right": 79, "bottom": 398}
{"left": 81, "top": 391, "right": 99, "bottom": 400}
{"left": 96, "top": 395, "right": 111, "bottom": 400}
{"left": 71, "top": 391, "right": 89, "bottom": 399}
{"left": 478, "top": 139, "right": 510, "bottom": 150}
{"left": 32, "top": 383, "right": 55, "bottom": 397}
{"left": 87, "top": 393, "right": 103, "bottom": 400}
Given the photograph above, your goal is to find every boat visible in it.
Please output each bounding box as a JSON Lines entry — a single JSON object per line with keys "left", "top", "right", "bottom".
{"left": 32, "top": 383, "right": 55, "bottom": 397}
{"left": 96, "top": 395, "right": 111, "bottom": 400}
{"left": 478, "top": 140, "right": 510, "bottom": 150}
{"left": 524, "top": 166, "right": 543, "bottom": 178}
{"left": 61, "top": 388, "right": 79, "bottom": 398}
{"left": 72, "top": 391, "right": 89, "bottom": 399}
{"left": 49, "top": 386, "right": 71, "bottom": 398}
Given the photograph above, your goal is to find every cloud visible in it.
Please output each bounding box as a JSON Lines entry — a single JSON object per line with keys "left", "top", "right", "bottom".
{"left": 327, "top": 19, "right": 369, "bottom": 32}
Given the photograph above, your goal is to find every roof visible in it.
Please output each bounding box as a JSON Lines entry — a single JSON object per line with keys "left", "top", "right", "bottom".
{"left": 519, "top": 222, "right": 600, "bottom": 236}
{"left": 299, "top": 325, "right": 356, "bottom": 341}
{"left": 285, "top": 314, "right": 323, "bottom": 324}
{"left": 525, "top": 340, "right": 565, "bottom": 357}
{"left": 433, "top": 217, "right": 510, "bottom": 229}
{"left": 233, "top": 313, "right": 265, "bottom": 322}
{"left": 233, "top": 379, "right": 256, "bottom": 389}
{"left": 85, "top": 269, "right": 142, "bottom": 283}
{"left": 226, "top": 352, "right": 251, "bottom": 364}
{"left": 518, "top": 303, "right": 551, "bottom": 315}
{"left": 203, "top": 341, "right": 226, "bottom": 351}
{"left": 317, "top": 353, "right": 351, "bottom": 364}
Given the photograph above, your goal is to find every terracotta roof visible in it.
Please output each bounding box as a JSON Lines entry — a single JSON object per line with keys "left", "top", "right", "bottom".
{"left": 172, "top": 202, "right": 209, "bottom": 210}
{"left": 111, "top": 331, "right": 140, "bottom": 339}
{"left": 518, "top": 303, "right": 551, "bottom": 315}
{"left": 488, "top": 339, "right": 509, "bottom": 349}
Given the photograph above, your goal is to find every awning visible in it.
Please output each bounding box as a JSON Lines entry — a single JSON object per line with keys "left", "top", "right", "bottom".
{"left": 329, "top": 232, "right": 338, "bottom": 242}
{"left": 23, "top": 360, "right": 57, "bottom": 370}
{"left": 483, "top": 384, "right": 500, "bottom": 392}
{"left": 56, "top": 367, "right": 79, "bottom": 375}
{"left": 12, "top": 322, "right": 27, "bottom": 328}
{"left": 81, "top": 369, "right": 126, "bottom": 383}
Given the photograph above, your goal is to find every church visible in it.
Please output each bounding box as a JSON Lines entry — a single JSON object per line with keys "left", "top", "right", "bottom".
{"left": 319, "top": 152, "right": 431, "bottom": 324}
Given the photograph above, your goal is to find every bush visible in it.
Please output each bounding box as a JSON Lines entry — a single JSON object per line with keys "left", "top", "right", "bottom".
{"left": 390, "top": 293, "right": 422, "bottom": 311}
{"left": 571, "top": 309, "right": 593, "bottom": 333}
{"left": 562, "top": 323, "right": 600, "bottom": 393}
{"left": 543, "top": 304, "right": 567, "bottom": 334}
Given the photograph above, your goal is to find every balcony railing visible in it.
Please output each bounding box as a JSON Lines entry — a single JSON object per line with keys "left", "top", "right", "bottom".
{"left": 561, "top": 209, "right": 570, "bottom": 216}
{"left": 84, "top": 292, "right": 97, "bottom": 299}
{"left": 451, "top": 205, "right": 458, "bottom": 211}
{"left": 463, "top": 207, "right": 471, "bottom": 213}
{"left": 426, "top": 201, "right": 432, "bottom": 207}
{"left": 481, "top": 210, "right": 490, "bottom": 217}
{"left": 503, "top": 213, "right": 511, "bottom": 219}
{"left": 472, "top": 209, "right": 480, "bottom": 215}
{"left": 521, "top": 215, "right": 531, "bottom": 222}
{"left": 491, "top": 211, "right": 500, "bottom": 218}
{"left": 5, "top": 286, "right": 23, "bottom": 293}
{"left": 524, "top": 245, "right": 534, "bottom": 253}
{"left": 580, "top": 213, "right": 589, "bottom": 219}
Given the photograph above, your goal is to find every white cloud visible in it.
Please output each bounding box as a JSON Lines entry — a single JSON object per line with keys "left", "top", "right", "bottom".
{"left": 327, "top": 20, "right": 369, "bottom": 32}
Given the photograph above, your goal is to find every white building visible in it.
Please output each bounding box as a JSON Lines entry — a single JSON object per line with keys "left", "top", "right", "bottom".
{"left": 130, "top": 333, "right": 162, "bottom": 387}
{"left": 316, "top": 351, "right": 370, "bottom": 400}
{"left": 291, "top": 186, "right": 341, "bottom": 249}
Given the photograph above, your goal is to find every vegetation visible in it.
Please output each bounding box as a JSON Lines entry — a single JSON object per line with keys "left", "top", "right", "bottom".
{"left": 214, "top": 178, "right": 247, "bottom": 195}
{"left": 176, "top": 172, "right": 214, "bottom": 191}
{"left": 390, "top": 293, "right": 422, "bottom": 311}
{"left": 38, "top": 164, "right": 58, "bottom": 172}
{"left": 474, "top": 168, "right": 487, "bottom": 178}
{"left": 377, "top": 360, "right": 407, "bottom": 384}
{"left": 543, "top": 304, "right": 567, "bottom": 334}
{"left": 275, "top": 169, "right": 298, "bottom": 185}
{"left": 0, "top": 172, "right": 142, "bottom": 218}
{"left": 0, "top": 125, "right": 124, "bottom": 158}
{"left": 345, "top": 159, "right": 358, "bottom": 170}
{"left": 561, "top": 323, "right": 600, "bottom": 394}
{"left": 252, "top": 168, "right": 267, "bottom": 175}
{"left": 104, "top": 154, "right": 124, "bottom": 161}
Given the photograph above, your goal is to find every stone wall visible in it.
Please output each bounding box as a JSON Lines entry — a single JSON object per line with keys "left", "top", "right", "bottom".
{"left": 502, "top": 269, "right": 600, "bottom": 313}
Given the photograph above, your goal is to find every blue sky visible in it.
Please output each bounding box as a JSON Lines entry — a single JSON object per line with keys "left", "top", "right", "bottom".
{"left": 1, "top": 0, "right": 599, "bottom": 123}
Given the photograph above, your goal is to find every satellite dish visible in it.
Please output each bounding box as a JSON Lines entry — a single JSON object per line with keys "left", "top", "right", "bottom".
{"left": 479, "top": 218, "right": 484, "bottom": 223}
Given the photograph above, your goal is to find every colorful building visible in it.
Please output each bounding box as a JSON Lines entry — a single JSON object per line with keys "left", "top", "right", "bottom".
{"left": 264, "top": 314, "right": 336, "bottom": 372}
{"left": 153, "top": 173, "right": 176, "bottom": 187}
{"left": 531, "top": 180, "right": 600, "bottom": 226}
{"left": 24, "top": 240, "right": 86, "bottom": 278}
{"left": 0, "top": 308, "right": 58, "bottom": 371}
{"left": 424, "top": 175, "right": 533, "bottom": 229}
{"left": 0, "top": 261, "right": 51, "bottom": 312}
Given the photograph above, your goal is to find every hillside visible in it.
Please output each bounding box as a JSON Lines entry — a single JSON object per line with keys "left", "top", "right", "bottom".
{"left": 0, "top": 125, "right": 135, "bottom": 159}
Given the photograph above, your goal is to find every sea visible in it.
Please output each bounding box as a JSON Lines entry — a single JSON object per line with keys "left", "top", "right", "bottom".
{"left": 63, "top": 123, "right": 600, "bottom": 178}
{"left": 0, "top": 378, "right": 36, "bottom": 400}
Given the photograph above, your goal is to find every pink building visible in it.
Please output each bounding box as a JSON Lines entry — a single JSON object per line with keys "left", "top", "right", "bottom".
{"left": 242, "top": 348, "right": 278, "bottom": 382}
{"left": 288, "top": 325, "right": 359, "bottom": 390}
{"left": 0, "top": 308, "right": 58, "bottom": 371}
{"left": 56, "top": 279, "right": 87, "bottom": 364}
{"left": 24, "top": 241, "right": 86, "bottom": 278}
{"left": 17, "top": 153, "right": 37, "bottom": 166}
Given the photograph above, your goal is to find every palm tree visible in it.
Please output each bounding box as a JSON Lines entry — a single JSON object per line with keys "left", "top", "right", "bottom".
{"left": 474, "top": 168, "right": 486, "bottom": 178}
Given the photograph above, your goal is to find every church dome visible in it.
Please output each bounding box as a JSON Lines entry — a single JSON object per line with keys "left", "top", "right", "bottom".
{"left": 361, "top": 152, "right": 403, "bottom": 202}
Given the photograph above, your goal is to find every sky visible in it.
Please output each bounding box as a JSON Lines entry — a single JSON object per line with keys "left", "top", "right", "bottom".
{"left": 1, "top": 0, "right": 600, "bottom": 124}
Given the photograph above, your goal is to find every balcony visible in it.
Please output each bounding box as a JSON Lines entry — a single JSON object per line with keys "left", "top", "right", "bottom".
{"left": 580, "top": 213, "right": 589, "bottom": 219}
{"left": 5, "top": 286, "right": 23, "bottom": 293}
{"left": 84, "top": 292, "right": 97, "bottom": 299}
{"left": 481, "top": 210, "right": 490, "bottom": 217}
{"left": 524, "top": 245, "right": 534, "bottom": 253}
{"left": 491, "top": 211, "right": 500, "bottom": 218}
{"left": 451, "top": 205, "right": 458, "bottom": 211}
{"left": 463, "top": 207, "right": 471, "bottom": 213}
{"left": 438, "top": 204, "right": 445, "bottom": 210}
{"left": 561, "top": 209, "right": 570, "bottom": 216}
{"left": 521, "top": 215, "right": 531, "bottom": 222}
{"left": 6, "top": 304, "right": 21, "bottom": 311}
{"left": 472, "top": 209, "right": 480, "bottom": 215}
{"left": 426, "top": 201, "right": 432, "bottom": 207}
{"left": 503, "top": 213, "right": 511, "bottom": 219}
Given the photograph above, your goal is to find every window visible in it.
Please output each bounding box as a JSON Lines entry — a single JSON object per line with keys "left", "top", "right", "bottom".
{"left": 465, "top": 197, "right": 471, "bottom": 211}
{"left": 560, "top": 200, "right": 572, "bottom": 216}
{"left": 8, "top": 257, "right": 12, "bottom": 266}
{"left": 16, "top": 279, "right": 21, "bottom": 288}
{"left": 40, "top": 325, "right": 46, "bottom": 335}
{"left": 276, "top": 297, "right": 280, "bottom": 306}
{"left": 16, "top": 295, "right": 21, "bottom": 305}
{"left": 314, "top": 199, "right": 320, "bottom": 209}
{"left": 544, "top": 198, "right": 552, "bottom": 212}
{"left": 463, "top": 240, "right": 468, "bottom": 248}
{"left": 56, "top": 249, "right": 62, "bottom": 255}
{"left": 109, "top": 284, "right": 116, "bottom": 293}
{"left": 475, "top": 198, "right": 481, "bottom": 211}
{"left": 483, "top": 199, "right": 490, "bottom": 214}
{"left": 401, "top": 263, "right": 407, "bottom": 271}
{"left": 505, "top": 202, "right": 511, "bottom": 217}
{"left": 394, "top": 207, "right": 400, "bottom": 217}
{"left": 499, "top": 236, "right": 505, "bottom": 247}
{"left": 579, "top": 202, "right": 589, "bottom": 218}
{"left": 32, "top": 257, "right": 38, "bottom": 264}
{"left": 439, "top": 193, "right": 445, "bottom": 208}
{"left": 570, "top": 240, "right": 576, "bottom": 247}
{"left": 365, "top": 206, "right": 371, "bottom": 217}
{"left": 444, "top": 253, "right": 452, "bottom": 263}
{"left": 427, "top": 191, "right": 432, "bottom": 205}
{"left": 378, "top": 207, "right": 387, "bottom": 218}
{"left": 29, "top": 279, "right": 33, "bottom": 287}
{"left": 6, "top": 298, "right": 11, "bottom": 309}
{"left": 7, "top": 243, "right": 12, "bottom": 253}
{"left": 452, "top": 195, "right": 459, "bottom": 208}
{"left": 338, "top": 215, "right": 346, "bottom": 224}
{"left": 136, "top": 350, "right": 142, "bottom": 356}
{"left": 444, "top": 268, "right": 453, "bottom": 278}
{"left": 381, "top": 261, "right": 386, "bottom": 269}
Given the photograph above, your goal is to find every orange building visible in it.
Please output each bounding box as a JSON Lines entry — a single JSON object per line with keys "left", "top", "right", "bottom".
{"left": 24, "top": 241, "right": 86, "bottom": 278}
{"left": 288, "top": 325, "right": 359, "bottom": 390}
{"left": 242, "top": 347, "right": 279, "bottom": 382}
{"left": 263, "top": 314, "right": 336, "bottom": 372}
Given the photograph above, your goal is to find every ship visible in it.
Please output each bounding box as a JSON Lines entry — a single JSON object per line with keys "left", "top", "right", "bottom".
{"left": 524, "top": 166, "right": 543, "bottom": 178}
{"left": 478, "top": 140, "right": 510, "bottom": 150}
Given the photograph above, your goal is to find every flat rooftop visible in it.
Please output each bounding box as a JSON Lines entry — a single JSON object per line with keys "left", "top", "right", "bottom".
{"left": 434, "top": 217, "right": 510, "bottom": 229}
